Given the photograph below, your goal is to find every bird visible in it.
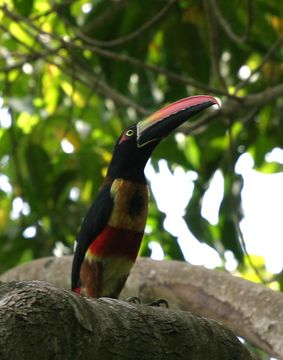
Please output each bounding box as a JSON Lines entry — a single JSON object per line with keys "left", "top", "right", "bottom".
{"left": 71, "top": 95, "right": 218, "bottom": 299}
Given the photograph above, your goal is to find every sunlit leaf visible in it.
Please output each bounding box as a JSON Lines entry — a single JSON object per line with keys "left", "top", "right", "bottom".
{"left": 9, "top": 22, "right": 33, "bottom": 47}
{"left": 267, "top": 14, "right": 283, "bottom": 36}
{"left": 42, "top": 65, "right": 61, "bottom": 114}
{"left": 17, "top": 112, "right": 39, "bottom": 134}
{"left": 255, "top": 161, "right": 283, "bottom": 174}
{"left": 0, "top": 201, "right": 9, "bottom": 230}
{"left": 238, "top": 255, "right": 270, "bottom": 284}
{"left": 61, "top": 81, "right": 86, "bottom": 108}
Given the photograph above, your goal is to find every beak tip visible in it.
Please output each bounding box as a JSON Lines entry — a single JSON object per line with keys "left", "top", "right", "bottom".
{"left": 211, "top": 97, "right": 221, "bottom": 108}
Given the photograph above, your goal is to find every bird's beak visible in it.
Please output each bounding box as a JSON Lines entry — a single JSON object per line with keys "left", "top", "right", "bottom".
{"left": 136, "top": 95, "right": 219, "bottom": 148}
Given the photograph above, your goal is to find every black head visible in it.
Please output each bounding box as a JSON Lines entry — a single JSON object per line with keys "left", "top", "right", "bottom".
{"left": 107, "top": 95, "right": 219, "bottom": 183}
{"left": 106, "top": 124, "right": 155, "bottom": 183}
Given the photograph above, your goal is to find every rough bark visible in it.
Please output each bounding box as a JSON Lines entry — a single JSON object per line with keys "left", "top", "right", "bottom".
{"left": 0, "top": 281, "right": 255, "bottom": 360}
{"left": 124, "top": 258, "right": 283, "bottom": 359}
{"left": 1, "top": 256, "right": 282, "bottom": 358}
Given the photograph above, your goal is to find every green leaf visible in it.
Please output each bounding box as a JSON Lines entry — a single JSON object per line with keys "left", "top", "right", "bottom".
{"left": 13, "top": 0, "right": 34, "bottom": 16}
{"left": 151, "top": 135, "right": 188, "bottom": 169}
{"left": 25, "top": 143, "right": 52, "bottom": 212}
{"left": 52, "top": 169, "right": 77, "bottom": 205}
{"left": 185, "top": 184, "right": 216, "bottom": 248}
{"left": 218, "top": 175, "right": 244, "bottom": 263}
{"left": 220, "top": 216, "right": 243, "bottom": 262}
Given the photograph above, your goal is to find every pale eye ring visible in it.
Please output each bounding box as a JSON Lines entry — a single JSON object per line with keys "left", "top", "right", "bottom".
{"left": 126, "top": 129, "right": 134, "bottom": 137}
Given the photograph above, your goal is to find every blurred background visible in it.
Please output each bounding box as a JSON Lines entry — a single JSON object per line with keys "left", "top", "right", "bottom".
{"left": 0, "top": 1, "right": 283, "bottom": 358}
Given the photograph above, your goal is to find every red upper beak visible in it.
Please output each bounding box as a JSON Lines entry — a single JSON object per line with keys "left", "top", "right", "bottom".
{"left": 136, "top": 95, "right": 219, "bottom": 147}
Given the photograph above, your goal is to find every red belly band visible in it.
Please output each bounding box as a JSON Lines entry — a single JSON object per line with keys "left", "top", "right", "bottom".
{"left": 88, "top": 225, "right": 143, "bottom": 261}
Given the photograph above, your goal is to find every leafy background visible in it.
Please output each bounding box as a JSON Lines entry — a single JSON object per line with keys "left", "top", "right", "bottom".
{"left": 0, "top": 0, "right": 283, "bottom": 350}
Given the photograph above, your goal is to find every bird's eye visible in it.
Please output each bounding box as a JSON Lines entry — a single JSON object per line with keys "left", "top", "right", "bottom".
{"left": 126, "top": 129, "right": 134, "bottom": 137}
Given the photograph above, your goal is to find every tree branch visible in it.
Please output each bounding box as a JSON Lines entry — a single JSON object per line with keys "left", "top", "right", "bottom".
{"left": 0, "top": 5, "right": 149, "bottom": 115}
{"left": 76, "top": 0, "right": 177, "bottom": 48}
{"left": 0, "top": 280, "right": 256, "bottom": 359}
{"left": 66, "top": 42, "right": 229, "bottom": 96}
{"left": 210, "top": 0, "right": 253, "bottom": 45}
{"left": 235, "top": 36, "right": 283, "bottom": 92}
{"left": 181, "top": 81, "right": 283, "bottom": 134}
{"left": 203, "top": 0, "right": 228, "bottom": 91}
{"left": 1, "top": 256, "right": 282, "bottom": 358}
{"left": 54, "top": 59, "right": 149, "bottom": 115}
{"left": 0, "top": 3, "right": 229, "bottom": 98}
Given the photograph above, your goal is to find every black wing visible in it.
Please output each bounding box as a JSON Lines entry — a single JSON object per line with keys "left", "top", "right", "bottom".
{"left": 71, "top": 185, "right": 114, "bottom": 290}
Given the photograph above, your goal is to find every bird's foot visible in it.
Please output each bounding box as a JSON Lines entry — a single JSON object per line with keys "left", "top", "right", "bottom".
{"left": 125, "top": 297, "right": 169, "bottom": 307}
{"left": 146, "top": 299, "right": 169, "bottom": 308}
{"left": 125, "top": 296, "right": 141, "bottom": 304}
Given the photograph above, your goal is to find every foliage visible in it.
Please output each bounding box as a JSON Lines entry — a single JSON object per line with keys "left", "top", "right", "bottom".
{"left": 0, "top": 0, "right": 283, "bottom": 286}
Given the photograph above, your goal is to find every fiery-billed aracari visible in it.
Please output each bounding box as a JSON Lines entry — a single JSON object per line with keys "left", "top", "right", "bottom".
{"left": 71, "top": 95, "right": 218, "bottom": 299}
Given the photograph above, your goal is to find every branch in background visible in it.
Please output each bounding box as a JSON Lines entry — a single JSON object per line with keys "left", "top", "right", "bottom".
{"left": 53, "top": 63, "right": 76, "bottom": 155}
{"left": 8, "top": 112, "right": 24, "bottom": 198}
{"left": 0, "top": 19, "right": 64, "bottom": 72}
{"left": 1, "top": 3, "right": 227, "bottom": 96}
{"left": 1, "top": 8, "right": 149, "bottom": 115}
{"left": 30, "top": 0, "right": 76, "bottom": 21}
{"left": 3, "top": 3, "right": 283, "bottom": 127}
{"left": 0, "top": 6, "right": 56, "bottom": 50}
{"left": 227, "top": 120, "right": 266, "bottom": 284}
{"left": 0, "top": 22, "right": 34, "bottom": 53}
{"left": 237, "top": 106, "right": 259, "bottom": 125}
{"left": 54, "top": 59, "right": 149, "bottom": 115}
{"left": 0, "top": 1, "right": 236, "bottom": 109}
{"left": 203, "top": 0, "right": 228, "bottom": 91}
{"left": 1, "top": 5, "right": 149, "bottom": 115}
{"left": 235, "top": 36, "right": 283, "bottom": 92}
{"left": 182, "top": 81, "right": 283, "bottom": 134}
{"left": 210, "top": 0, "right": 253, "bottom": 45}
{"left": 75, "top": 0, "right": 177, "bottom": 48}
{"left": 63, "top": 19, "right": 77, "bottom": 128}
{"left": 4, "top": 78, "right": 25, "bottom": 202}
{"left": 66, "top": 42, "right": 230, "bottom": 96}
{"left": 242, "top": 81, "right": 283, "bottom": 107}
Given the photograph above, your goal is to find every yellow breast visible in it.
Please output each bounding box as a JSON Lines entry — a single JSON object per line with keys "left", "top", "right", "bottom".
{"left": 108, "top": 178, "right": 149, "bottom": 232}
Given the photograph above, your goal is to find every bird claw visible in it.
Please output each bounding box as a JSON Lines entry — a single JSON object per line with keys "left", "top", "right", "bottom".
{"left": 125, "top": 296, "right": 141, "bottom": 304}
{"left": 125, "top": 297, "right": 169, "bottom": 307}
{"left": 146, "top": 299, "right": 169, "bottom": 308}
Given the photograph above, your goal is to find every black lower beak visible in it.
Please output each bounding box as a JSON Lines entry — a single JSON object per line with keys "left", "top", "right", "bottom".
{"left": 137, "top": 95, "right": 219, "bottom": 147}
